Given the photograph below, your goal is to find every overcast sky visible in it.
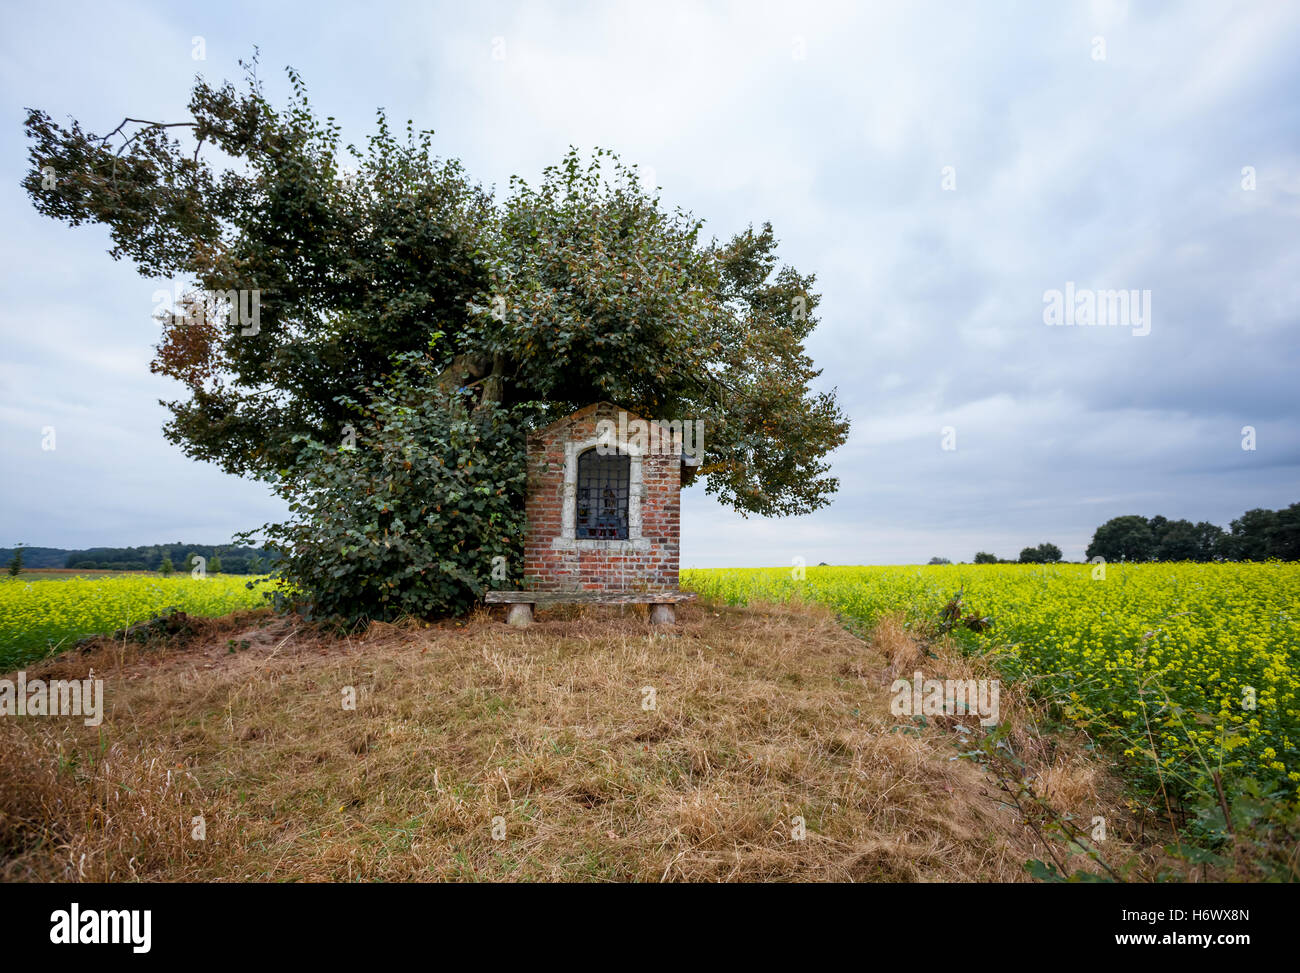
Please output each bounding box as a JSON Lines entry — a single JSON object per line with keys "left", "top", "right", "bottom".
{"left": 1, "top": 0, "right": 1297, "bottom": 567}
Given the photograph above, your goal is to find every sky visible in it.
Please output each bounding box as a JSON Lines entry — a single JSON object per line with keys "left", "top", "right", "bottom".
{"left": 1, "top": 0, "right": 1297, "bottom": 567}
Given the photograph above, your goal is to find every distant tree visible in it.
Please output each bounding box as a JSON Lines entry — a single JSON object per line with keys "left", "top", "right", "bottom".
{"left": 1018, "top": 543, "right": 1061, "bottom": 564}
{"left": 1268, "top": 502, "right": 1300, "bottom": 560}
{"left": 1153, "top": 519, "right": 1205, "bottom": 561}
{"left": 7, "top": 544, "right": 23, "bottom": 576}
{"left": 972, "top": 551, "right": 998, "bottom": 564}
{"left": 208, "top": 554, "right": 222, "bottom": 574}
{"left": 247, "top": 554, "right": 264, "bottom": 574}
{"left": 159, "top": 556, "right": 174, "bottom": 576}
{"left": 1147, "top": 515, "right": 1170, "bottom": 543}
{"left": 1148, "top": 516, "right": 1220, "bottom": 561}
{"left": 927, "top": 557, "right": 951, "bottom": 565}
{"left": 1086, "top": 515, "right": 1155, "bottom": 562}
{"left": 1191, "top": 521, "right": 1226, "bottom": 561}
{"left": 1083, "top": 507, "right": 1300, "bottom": 562}
{"left": 1221, "top": 508, "right": 1277, "bottom": 561}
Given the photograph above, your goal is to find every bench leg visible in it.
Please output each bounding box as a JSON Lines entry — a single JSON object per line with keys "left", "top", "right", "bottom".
{"left": 506, "top": 603, "right": 534, "bottom": 628}
{"left": 649, "top": 603, "right": 676, "bottom": 626}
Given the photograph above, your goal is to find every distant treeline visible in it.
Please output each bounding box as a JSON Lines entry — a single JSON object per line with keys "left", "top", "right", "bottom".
{"left": 964, "top": 502, "right": 1300, "bottom": 565}
{"left": 0, "top": 544, "right": 280, "bottom": 574}
{"left": 1084, "top": 504, "right": 1300, "bottom": 563}
{"left": 966, "top": 542, "right": 1063, "bottom": 565}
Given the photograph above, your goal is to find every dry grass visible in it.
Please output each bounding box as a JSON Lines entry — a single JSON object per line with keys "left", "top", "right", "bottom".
{"left": 0, "top": 600, "right": 1163, "bottom": 882}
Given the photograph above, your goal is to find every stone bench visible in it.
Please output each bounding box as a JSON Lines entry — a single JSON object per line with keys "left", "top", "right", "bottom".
{"left": 484, "top": 590, "right": 696, "bottom": 628}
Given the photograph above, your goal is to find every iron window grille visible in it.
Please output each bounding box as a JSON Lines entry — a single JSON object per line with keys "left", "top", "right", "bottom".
{"left": 576, "top": 448, "right": 630, "bottom": 539}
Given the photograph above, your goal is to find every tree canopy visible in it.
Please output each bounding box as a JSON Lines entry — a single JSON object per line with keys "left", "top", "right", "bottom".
{"left": 1085, "top": 505, "right": 1300, "bottom": 563}
{"left": 24, "top": 57, "right": 848, "bottom": 521}
{"left": 1016, "top": 542, "right": 1062, "bottom": 564}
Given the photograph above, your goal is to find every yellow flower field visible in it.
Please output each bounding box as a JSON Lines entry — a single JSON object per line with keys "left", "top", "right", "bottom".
{"left": 682, "top": 563, "right": 1300, "bottom": 797}
{"left": 0, "top": 574, "right": 270, "bottom": 670}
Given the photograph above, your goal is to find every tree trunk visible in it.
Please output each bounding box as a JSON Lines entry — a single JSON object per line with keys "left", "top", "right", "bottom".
{"left": 434, "top": 353, "right": 506, "bottom": 412}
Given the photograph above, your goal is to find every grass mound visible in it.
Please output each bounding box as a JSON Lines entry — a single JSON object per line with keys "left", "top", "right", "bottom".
{"left": 2, "top": 600, "right": 1161, "bottom": 882}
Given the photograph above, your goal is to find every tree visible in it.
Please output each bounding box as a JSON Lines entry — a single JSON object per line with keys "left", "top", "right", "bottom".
{"left": 1146, "top": 515, "right": 1170, "bottom": 545}
{"left": 159, "top": 556, "right": 174, "bottom": 576}
{"left": 482, "top": 163, "right": 848, "bottom": 515}
{"left": 927, "top": 557, "right": 951, "bottom": 565}
{"left": 23, "top": 60, "right": 847, "bottom": 519}
{"left": 209, "top": 554, "right": 222, "bottom": 574}
{"left": 972, "top": 551, "right": 998, "bottom": 564}
{"left": 1191, "top": 521, "right": 1227, "bottom": 561}
{"left": 24, "top": 59, "right": 491, "bottom": 481}
{"left": 1018, "top": 543, "right": 1062, "bottom": 564}
{"left": 7, "top": 544, "right": 23, "bottom": 577}
{"left": 1153, "top": 519, "right": 1210, "bottom": 561}
{"left": 1036, "top": 542, "right": 1063, "bottom": 563}
{"left": 1221, "top": 508, "right": 1277, "bottom": 561}
{"left": 1085, "top": 513, "right": 1231, "bottom": 562}
{"left": 24, "top": 62, "right": 849, "bottom": 620}
{"left": 241, "top": 359, "right": 535, "bottom": 620}
{"left": 1086, "top": 516, "right": 1155, "bottom": 562}
{"left": 1268, "top": 502, "right": 1300, "bottom": 560}
{"left": 1087, "top": 513, "right": 1233, "bottom": 562}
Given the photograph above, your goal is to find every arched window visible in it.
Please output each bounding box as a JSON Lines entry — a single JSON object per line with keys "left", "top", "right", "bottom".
{"left": 576, "top": 447, "right": 630, "bottom": 539}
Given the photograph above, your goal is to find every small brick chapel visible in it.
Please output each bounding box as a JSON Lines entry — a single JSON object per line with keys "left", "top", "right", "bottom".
{"left": 486, "top": 401, "right": 698, "bottom": 626}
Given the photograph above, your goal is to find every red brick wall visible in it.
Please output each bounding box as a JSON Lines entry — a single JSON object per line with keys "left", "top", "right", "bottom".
{"left": 523, "top": 402, "right": 682, "bottom": 593}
